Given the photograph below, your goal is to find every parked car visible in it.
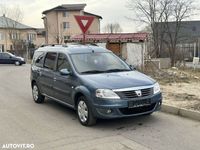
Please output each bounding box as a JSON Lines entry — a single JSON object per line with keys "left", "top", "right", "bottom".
{"left": 0, "top": 52, "right": 25, "bottom": 65}
{"left": 31, "top": 44, "right": 162, "bottom": 126}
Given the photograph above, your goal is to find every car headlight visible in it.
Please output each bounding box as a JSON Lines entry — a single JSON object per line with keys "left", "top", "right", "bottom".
{"left": 153, "top": 82, "right": 161, "bottom": 94}
{"left": 96, "top": 89, "right": 120, "bottom": 99}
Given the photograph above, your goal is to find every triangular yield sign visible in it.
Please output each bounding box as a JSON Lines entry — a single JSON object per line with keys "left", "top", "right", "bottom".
{"left": 74, "top": 15, "right": 95, "bottom": 33}
{"left": 81, "top": 20, "right": 88, "bottom": 27}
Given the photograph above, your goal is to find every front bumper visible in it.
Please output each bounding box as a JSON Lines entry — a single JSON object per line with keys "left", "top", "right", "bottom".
{"left": 20, "top": 60, "right": 26, "bottom": 64}
{"left": 92, "top": 93, "right": 162, "bottom": 119}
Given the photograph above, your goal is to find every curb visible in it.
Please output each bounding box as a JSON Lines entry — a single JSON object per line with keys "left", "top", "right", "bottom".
{"left": 161, "top": 104, "right": 200, "bottom": 122}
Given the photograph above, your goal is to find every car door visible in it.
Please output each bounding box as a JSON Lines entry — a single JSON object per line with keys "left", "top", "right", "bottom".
{"left": 53, "top": 53, "right": 75, "bottom": 105}
{"left": 1, "top": 53, "right": 11, "bottom": 64}
{"left": 39, "top": 52, "right": 57, "bottom": 98}
{"left": 0, "top": 53, "right": 2, "bottom": 63}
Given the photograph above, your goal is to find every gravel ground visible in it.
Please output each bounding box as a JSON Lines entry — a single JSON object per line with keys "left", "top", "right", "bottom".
{"left": 157, "top": 68, "right": 200, "bottom": 112}
{"left": 161, "top": 82, "right": 200, "bottom": 111}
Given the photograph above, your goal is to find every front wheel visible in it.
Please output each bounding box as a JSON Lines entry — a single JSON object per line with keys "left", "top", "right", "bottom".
{"left": 77, "top": 96, "right": 96, "bottom": 126}
{"left": 32, "top": 83, "right": 44, "bottom": 103}
{"left": 15, "top": 61, "right": 21, "bottom": 66}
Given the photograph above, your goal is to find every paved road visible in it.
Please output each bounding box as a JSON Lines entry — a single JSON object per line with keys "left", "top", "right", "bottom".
{"left": 0, "top": 64, "right": 200, "bottom": 150}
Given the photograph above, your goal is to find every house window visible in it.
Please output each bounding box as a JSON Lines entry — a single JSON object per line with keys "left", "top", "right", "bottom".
{"left": 64, "top": 36, "right": 70, "bottom": 40}
{"left": 10, "top": 33, "right": 20, "bottom": 40}
{"left": 0, "top": 44, "right": 4, "bottom": 52}
{"left": 63, "top": 11, "right": 69, "bottom": 17}
{"left": 63, "top": 22, "right": 70, "bottom": 29}
{"left": 27, "top": 33, "right": 36, "bottom": 41}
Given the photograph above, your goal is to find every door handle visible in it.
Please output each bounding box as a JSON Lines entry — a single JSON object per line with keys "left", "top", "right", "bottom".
{"left": 37, "top": 70, "right": 42, "bottom": 76}
{"left": 53, "top": 77, "right": 57, "bottom": 81}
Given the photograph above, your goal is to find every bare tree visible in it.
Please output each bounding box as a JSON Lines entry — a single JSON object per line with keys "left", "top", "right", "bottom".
{"left": 163, "top": 0, "right": 194, "bottom": 66}
{"left": 127, "top": 0, "right": 196, "bottom": 67}
{"left": 103, "top": 23, "right": 123, "bottom": 33}
{"left": 127, "top": 0, "right": 170, "bottom": 57}
{"left": 0, "top": 5, "right": 24, "bottom": 53}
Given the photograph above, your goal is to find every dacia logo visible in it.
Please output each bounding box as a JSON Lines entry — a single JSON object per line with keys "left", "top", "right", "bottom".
{"left": 135, "top": 90, "right": 142, "bottom": 97}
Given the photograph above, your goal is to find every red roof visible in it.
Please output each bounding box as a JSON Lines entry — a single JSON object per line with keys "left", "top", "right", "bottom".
{"left": 70, "top": 33, "right": 148, "bottom": 43}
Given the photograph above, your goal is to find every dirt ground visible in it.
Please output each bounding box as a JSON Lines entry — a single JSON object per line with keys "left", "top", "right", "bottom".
{"left": 161, "top": 82, "right": 200, "bottom": 111}
{"left": 157, "top": 68, "right": 200, "bottom": 112}
{"left": 144, "top": 66, "right": 200, "bottom": 112}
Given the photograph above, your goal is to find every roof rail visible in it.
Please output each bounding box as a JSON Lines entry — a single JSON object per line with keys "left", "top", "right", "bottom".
{"left": 87, "top": 43, "right": 99, "bottom": 46}
{"left": 40, "top": 44, "right": 68, "bottom": 47}
{"left": 39, "top": 43, "right": 99, "bottom": 48}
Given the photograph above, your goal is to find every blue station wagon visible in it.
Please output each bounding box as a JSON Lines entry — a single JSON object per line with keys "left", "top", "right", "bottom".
{"left": 31, "top": 44, "right": 162, "bottom": 126}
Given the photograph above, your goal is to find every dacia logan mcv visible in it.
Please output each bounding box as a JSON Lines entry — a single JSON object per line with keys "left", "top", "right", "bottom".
{"left": 31, "top": 44, "right": 162, "bottom": 126}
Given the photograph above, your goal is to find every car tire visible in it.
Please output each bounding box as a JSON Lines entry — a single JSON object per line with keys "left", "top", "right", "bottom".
{"left": 77, "top": 96, "right": 96, "bottom": 126}
{"left": 32, "top": 83, "right": 45, "bottom": 103}
{"left": 15, "top": 61, "right": 20, "bottom": 66}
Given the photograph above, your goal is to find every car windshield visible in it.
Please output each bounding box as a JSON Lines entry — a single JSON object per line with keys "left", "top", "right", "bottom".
{"left": 70, "top": 52, "right": 131, "bottom": 74}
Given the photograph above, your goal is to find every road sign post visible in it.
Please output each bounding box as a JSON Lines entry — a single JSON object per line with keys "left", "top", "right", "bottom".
{"left": 74, "top": 15, "right": 94, "bottom": 44}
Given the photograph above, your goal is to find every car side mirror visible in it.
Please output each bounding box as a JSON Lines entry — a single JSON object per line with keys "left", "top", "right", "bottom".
{"left": 60, "top": 69, "right": 71, "bottom": 76}
{"left": 130, "top": 65, "right": 136, "bottom": 70}
{"left": 9, "top": 56, "right": 12, "bottom": 59}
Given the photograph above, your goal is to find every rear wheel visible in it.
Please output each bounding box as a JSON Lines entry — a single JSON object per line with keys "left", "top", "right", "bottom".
{"left": 77, "top": 96, "right": 96, "bottom": 126}
{"left": 32, "top": 83, "right": 44, "bottom": 103}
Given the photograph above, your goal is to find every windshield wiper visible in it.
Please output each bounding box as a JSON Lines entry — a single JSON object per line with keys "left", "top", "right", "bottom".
{"left": 81, "top": 70, "right": 105, "bottom": 74}
{"left": 104, "top": 69, "right": 131, "bottom": 73}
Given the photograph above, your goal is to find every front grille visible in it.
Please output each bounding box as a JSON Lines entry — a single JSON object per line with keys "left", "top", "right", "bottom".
{"left": 119, "top": 103, "right": 156, "bottom": 115}
{"left": 116, "top": 88, "right": 153, "bottom": 99}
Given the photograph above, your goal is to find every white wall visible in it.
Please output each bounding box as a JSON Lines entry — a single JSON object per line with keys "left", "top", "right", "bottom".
{"left": 96, "top": 43, "right": 106, "bottom": 48}
{"left": 124, "top": 43, "right": 145, "bottom": 68}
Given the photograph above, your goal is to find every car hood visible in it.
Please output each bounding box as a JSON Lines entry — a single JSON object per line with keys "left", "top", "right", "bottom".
{"left": 16, "top": 56, "right": 24, "bottom": 61}
{"left": 80, "top": 71, "right": 155, "bottom": 90}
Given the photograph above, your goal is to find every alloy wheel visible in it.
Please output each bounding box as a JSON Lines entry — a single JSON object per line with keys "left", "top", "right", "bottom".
{"left": 78, "top": 100, "right": 88, "bottom": 123}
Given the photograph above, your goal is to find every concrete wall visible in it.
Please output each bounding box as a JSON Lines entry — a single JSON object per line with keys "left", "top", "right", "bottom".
{"left": 123, "top": 43, "right": 145, "bottom": 68}
{"left": 35, "top": 35, "right": 46, "bottom": 47}
{"left": 96, "top": 43, "right": 106, "bottom": 48}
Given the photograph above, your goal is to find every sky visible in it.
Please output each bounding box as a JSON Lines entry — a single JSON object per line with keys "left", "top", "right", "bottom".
{"left": 0, "top": 0, "right": 142, "bottom": 33}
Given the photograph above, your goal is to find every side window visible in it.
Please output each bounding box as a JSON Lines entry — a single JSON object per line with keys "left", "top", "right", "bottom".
{"left": 33, "top": 51, "right": 45, "bottom": 67}
{"left": 44, "top": 52, "right": 57, "bottom": 70}
{"left": 57, "top": 53, "right": 71, "bottom": 71}
{"left": 2, "top": 53, "right": 10, "bottom": 59}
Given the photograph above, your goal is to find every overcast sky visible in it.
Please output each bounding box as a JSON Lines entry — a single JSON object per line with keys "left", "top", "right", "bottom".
{"left": 1, "top": 0, "right": 200, "bottom": 33}
{"left": 0, "top": 0, "right": 143, "bottom": 32}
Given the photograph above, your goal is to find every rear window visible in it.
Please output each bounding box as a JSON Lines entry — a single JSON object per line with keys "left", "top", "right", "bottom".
{"left": 44, "top": 52, "right": 57, "bottom": 70}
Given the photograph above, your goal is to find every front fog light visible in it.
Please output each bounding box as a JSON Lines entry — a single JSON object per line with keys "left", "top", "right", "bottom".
{"left": 106, "top": 109, "right": 112, "bottom": 114}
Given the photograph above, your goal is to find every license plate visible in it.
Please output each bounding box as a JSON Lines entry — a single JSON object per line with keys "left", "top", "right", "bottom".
{"left": 128, "top": 99, "right": 151, "bottom": 108}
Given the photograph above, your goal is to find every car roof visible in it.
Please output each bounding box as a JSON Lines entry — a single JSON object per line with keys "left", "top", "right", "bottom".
{"left": 35, "top": 44, "right": 111, "bottom": 54}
